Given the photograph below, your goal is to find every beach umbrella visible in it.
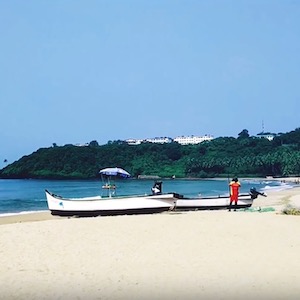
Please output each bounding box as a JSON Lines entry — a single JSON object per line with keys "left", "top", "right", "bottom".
{"left": 99, "top": 167, "right": 131, "bottom": 178}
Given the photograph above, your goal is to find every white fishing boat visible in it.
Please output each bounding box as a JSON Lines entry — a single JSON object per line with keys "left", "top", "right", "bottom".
{"left": 45, "top": 190, "right": 177, "bottom": 217}
{"left": 45, "top": 168, "right": 177, "bottom": 217}
{"left": 174, "top": 188, "right": 266, "bottom": 211}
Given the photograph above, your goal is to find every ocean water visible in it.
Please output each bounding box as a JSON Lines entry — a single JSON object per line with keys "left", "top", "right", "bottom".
{"left": 0, "top": 178, "right": 294, "bottom": 216}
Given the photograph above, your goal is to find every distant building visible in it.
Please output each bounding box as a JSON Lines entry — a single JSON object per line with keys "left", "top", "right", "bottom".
{"left": 145, "top": 137, "right": 173, "bottom": 144}
{"left": 125, "top": 139, "right": 144, "bottom": 145}
{"left": 173, "top": 135, "right": 214, "bottom": 145}
{"left": 125, "top": 135, "right": 214, "bottom": 145}
{"left": 74, "top": 143, "right": 89, "bottom": 147}
{"left": 256, "top": 132, "right": 276, "bottom": 141}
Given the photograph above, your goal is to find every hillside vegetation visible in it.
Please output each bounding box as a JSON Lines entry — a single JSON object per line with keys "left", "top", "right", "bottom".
{"left": 1, "top": 128, "right": 300, "bottom": 179}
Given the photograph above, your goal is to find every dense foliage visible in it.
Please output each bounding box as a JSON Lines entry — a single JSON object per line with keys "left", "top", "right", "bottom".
{"left": 1, "top": 128, "right": 300, "bottom": 179}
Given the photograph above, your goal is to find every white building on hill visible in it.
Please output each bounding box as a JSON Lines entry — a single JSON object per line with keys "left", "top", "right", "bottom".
{"left": 145, "top": 137, "right": 173, "bottom": 144}
{"left": 173, "top": 135, "right": 214, "bottom": 145}
{"left": 125, "top": 135, "right": 214, "bottom": 145}
{"left": 125, "top": 138, "right": 144, "bottom": 145}
{"left": 256, "top": 132, "right": 276, "bottom": 141}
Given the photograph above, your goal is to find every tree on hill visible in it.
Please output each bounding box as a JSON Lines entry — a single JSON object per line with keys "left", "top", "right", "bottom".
{"left": 238, "top": 129, "right": 250, "bottom": 139}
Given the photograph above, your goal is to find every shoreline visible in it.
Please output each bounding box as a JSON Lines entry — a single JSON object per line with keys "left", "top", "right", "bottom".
{"left": 1, "top": 183, "right": 300, "bottom": 225}
{"left": 0, "top": 211, "right": 58, "bottom": 225}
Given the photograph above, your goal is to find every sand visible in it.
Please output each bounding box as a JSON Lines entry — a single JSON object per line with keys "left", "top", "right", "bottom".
{"left": 1, "top": 182, "right": 300, "bottom": 300}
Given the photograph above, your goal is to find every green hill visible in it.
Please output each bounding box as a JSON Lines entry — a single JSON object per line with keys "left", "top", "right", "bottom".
{"left": 1, "top": 128, "right": 300, "bottom": 179}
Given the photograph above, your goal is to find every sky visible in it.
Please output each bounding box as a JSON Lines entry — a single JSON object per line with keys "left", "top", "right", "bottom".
{"left": 1, "top": 0, "right": 300, "bottom": 164}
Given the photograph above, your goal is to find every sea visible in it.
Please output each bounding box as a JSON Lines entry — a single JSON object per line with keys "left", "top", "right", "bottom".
{"left": 0, "top": 178, "right": 296, "bottom": 217}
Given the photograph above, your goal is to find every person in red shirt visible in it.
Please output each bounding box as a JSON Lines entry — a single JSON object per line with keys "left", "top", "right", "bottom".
{"left": 229, "top": 177, "right": 241, "bottom": 211}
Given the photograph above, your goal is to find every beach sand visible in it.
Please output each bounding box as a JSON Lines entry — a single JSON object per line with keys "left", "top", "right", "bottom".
{"left": 1, "top": 183, "right": 300, "bottom": 300}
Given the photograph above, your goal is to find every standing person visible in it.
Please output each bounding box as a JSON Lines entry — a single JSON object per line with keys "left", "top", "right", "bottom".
{"left": 229, "top": 177, "right": 241, "bottom": 211}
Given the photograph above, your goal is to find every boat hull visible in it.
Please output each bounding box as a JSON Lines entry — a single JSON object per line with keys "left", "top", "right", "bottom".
{"left": 50, "top": 206, "right": 173, "bottom": 217}
{"left": 45, "top": 190, "right": 177, "bottom": 217}
{"left": 174, "top": 194, "right": 254, "bottom": 211}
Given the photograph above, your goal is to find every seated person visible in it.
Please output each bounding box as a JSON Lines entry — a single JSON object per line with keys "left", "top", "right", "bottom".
{"left": 151, "top": 181, "right": 162, "bottom": 195}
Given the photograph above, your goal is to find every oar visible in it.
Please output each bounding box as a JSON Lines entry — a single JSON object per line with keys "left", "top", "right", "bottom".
{"left": 227, "top": 174, "right": 231, "bottom": 209}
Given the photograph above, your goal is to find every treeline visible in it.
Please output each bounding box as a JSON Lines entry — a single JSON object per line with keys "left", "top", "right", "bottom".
{"left": 1, "top": 128, "right": 300, "bottom": 179}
